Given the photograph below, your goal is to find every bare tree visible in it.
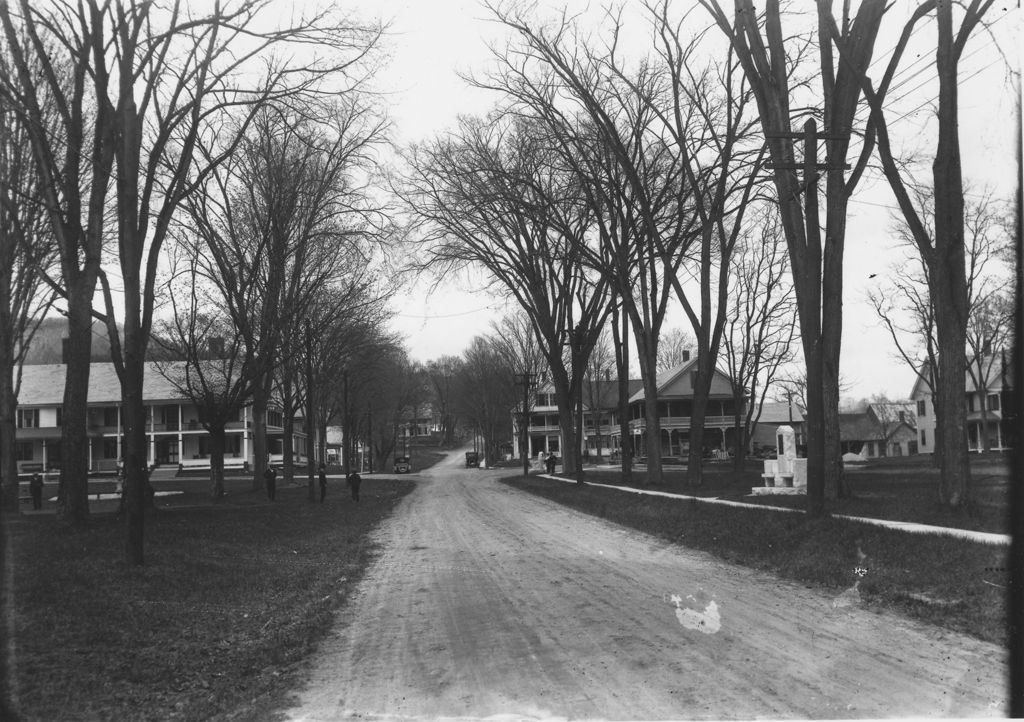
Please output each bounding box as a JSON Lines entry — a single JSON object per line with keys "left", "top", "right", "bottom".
{"left": 868, "top": 187, "right": 1012, "bottom": 459}
{"left": 453, "top": 335, "right": 518, "bottom": 466}
{"left": 425, "top": 356, "right": 465, "bottom": 447}
{"left": 478, "top": 10, "right": 686, "bottom": 485}
{"left": 1, "top": 0, "right": 383, "bottom": 562}
{"left": 820, "top": 0, "right": 996, "bottom": 507}
{"left": 657, "top": 327, "right": 697, "bottom": 374}
{"left": 0, "top": 2, "right": 117, "bottom": 524}
{"left": 721, "top": 210, "right": 798, "bottom": 470}
{"left": 0, "top": 71, "right": 56, "bottom": 512}
{"left": 181, "top": 99, "right": 387, "bottom": 506}
{"left": 401, "top": 114, "right": 611, "bottom": 478}
{"left": 702, "top": 0, "right": 888, "bottom": 513}
{"left": 154, "top": 264, "right": 255, "bottom": 501}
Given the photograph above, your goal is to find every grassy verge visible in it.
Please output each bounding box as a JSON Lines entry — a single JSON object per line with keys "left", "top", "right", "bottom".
{"left": 503, "top": 475, "right": 1008, "bottom": 645}
{"left": 577, "top": 458, "right": 1010, "bottom": 534}
{"left": 5, "top": 477, "right": 415, "bottom": 721}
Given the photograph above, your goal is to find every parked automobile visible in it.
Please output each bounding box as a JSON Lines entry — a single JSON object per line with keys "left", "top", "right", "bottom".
{"left": 465, "top": 451, "right": 480, "bottom": 468}
{"left": 394, "top": 456, "right": 411, "bottom": 473}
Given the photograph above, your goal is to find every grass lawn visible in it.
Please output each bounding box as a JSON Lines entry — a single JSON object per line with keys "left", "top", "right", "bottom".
{"left": 503, "top": 473, "right": 1009, "bottom": 645}
{"left": 577, "top": 452, "right": 1011, "bottom": 534}
{"left": 3, "top": 476, "right": 415, "bottom": 721}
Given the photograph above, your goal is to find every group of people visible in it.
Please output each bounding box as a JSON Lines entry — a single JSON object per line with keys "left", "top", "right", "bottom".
{"left": 263, "top": 463, "right": 361, "bottom": 503}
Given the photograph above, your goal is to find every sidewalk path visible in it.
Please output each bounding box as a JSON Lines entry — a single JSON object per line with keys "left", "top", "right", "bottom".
{"left": 544, "top": 475, "right": 1011, "bottom": 546}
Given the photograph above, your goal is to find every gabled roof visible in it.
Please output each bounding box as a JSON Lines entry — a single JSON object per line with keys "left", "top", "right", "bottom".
{"left": 838, "top": 412, "right": 885, "bottom": 441}
{"left": 17, "top": 362, "right": 187, "bottom": 406}
{"left": 628, "top": 357, "right": 736, "bottom": 403}
{"left": 869, "top": 401, "right": 916, "bottom": 429}
{"left": 909, "top": 350, "right": 1012, "bottom": 398}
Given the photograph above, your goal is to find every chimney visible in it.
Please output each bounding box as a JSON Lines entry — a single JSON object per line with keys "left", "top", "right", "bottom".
{"left": 683, "top": 349, "right": 690, "bottom": 362}
{"left": 62, "top": 338, "right": 71, "bottom": 364}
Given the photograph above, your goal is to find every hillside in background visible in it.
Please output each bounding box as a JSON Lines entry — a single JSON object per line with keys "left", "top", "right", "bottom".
{"left": 21, "top": 318, "right": 179, "bottom": 364}
{"left": 22, "top": 318, "right": 113, "bottom": 364}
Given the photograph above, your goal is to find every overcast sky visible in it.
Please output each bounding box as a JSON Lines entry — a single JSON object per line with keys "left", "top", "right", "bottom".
{"left": 357, "top": 0, "right": 1020, "bottom": 401}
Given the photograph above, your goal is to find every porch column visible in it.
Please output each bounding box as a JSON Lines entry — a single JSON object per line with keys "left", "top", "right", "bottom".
{"left": 995, "top": 420, "right": 1002, "bottom": 450}
{"left": 42, "top": 439, "right": 48, "bottom": 470}
{"left": 116, "top": 406, "right": 122, "bottom": 461}
{"left": 149, "top": 405, "right": 156, "bottom": 466}
{"left": 720, "top": 427, "right": 727, "bottom": 451}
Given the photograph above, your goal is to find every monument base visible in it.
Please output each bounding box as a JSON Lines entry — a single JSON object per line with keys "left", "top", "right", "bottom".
{"left": 750, "top": 486, "right": 805, "bottom": 496}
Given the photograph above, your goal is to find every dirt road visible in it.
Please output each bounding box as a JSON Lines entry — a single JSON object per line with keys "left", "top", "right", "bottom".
{"left": 286, "top": 450, "right": 1006, "bottom": 720}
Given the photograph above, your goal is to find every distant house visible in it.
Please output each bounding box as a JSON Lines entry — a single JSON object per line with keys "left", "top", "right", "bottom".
{"left": 515, "top": 355, "right": 746, "bottom": 461}
{"left": 751, "top": 400, "right": 806, "bottom": 454}
{"left": 838, "top": 402, "right": 918, "bottom": 459}
{"left": 513, "top": 377, "right": 643, "bottom": 459}
{"left": 910, "top": 352, "right": 1014, "bottom": 454}
{"left": 14, "top": 362, "right": 306, "bottom": 475}
{"left": 620, "top": 357, "right": 743, "bottom": 460}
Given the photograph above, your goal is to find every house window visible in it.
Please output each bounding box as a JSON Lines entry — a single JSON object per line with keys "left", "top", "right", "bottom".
{"left": 917, "top": 399, "right": 926, "bottom": 417}
{"left": 103, "top": 439, "right": 118, "bottom": 459}
{"left": 267, "top": 410, "right": 283, "bottom": 427}
{"left": 16, "top": 409, "right": 38, "bottom": 428}
{"left": 988, "top": 394, "right": 1000, "bottom": 411}
{"left": 16, "top": 442, "right": 33, "bottom": 461}
{"left": 966, "top": 394, "right": 975, "bottom": 412}
{"left": 920, "top": 429, "right": 927, "bottom": 446}
{"left": 55, "top": 407, "right": 62, "bottom": 427}
{"left": 103, "top": 407, "right": 119, "bottom": 427}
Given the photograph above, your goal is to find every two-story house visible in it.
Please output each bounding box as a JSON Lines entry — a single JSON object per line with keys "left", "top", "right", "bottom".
{"left": 910, "top": 352, "right": 1014, "bottom": 454}
{"left": 620, "top": 357, "right": 743, "bottom": 461}
{"left": 14, "top": 362, "right": 306, "bottom": 477}
{"left": 516, "top": 356, "right": 743, "bottom": 462}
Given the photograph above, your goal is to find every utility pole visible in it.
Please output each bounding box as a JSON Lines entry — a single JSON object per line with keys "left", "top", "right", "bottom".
{"left": 342, "top": 368, "right": 350, "bottom": 479}
{"left": 514, "top": 372, "right": 535, "bottom": 477}
{"left": 305, "top": 320, "right": 315, "bottom": 502}
{"left": 766, "top": 118, "right": 850, "bottom": 514}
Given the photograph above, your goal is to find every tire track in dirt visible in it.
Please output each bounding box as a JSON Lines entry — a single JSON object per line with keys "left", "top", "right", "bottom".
{"left": 286, "top": 451, "right": 1006, "bottom": 720}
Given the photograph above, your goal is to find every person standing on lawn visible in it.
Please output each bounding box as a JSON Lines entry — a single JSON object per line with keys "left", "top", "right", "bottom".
{"left": 318, "top": 462, "right": 328, "bottom": 503}
{"left": 265, "top": 465, "right": 277, "bottom": 501}
{"left": 29, "top": 473, "right": 43, "bottom": 510}
{"left": 347, "top": 471, "right": 361, "bottom": 502}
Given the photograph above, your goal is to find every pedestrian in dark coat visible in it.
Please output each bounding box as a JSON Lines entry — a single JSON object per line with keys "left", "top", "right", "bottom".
{"left": 347, "top": 471, "right": 361, "bottom": 501}
{"left": 318, "top": 463, "right": 328, "bottom": 503}
{"left": 264, "top": 465, "right": 277, "bottom": 501}
{"left": 545, "top": 453, "right": 556, "bottom": 474}
{"left": 29, "top": 473, "right": 43, "bottom": 510}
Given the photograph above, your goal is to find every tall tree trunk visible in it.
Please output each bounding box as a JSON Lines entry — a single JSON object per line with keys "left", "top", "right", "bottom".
{"left": 612, "top": 303, "right": 632, "bottom": 485}
{"left": 208, "top": 423, "right": 226, "bottom": 500}
{"left": 121, "top": 356, "right": 147, "bottom": 566}
{"left": 282, "top": 378, "right": 294, "bottom": 486}
{"left": 931, "top": 1, "right": 971, "bottom": 507}
{"left": 58, "top": 295, "right": 94, "bottom": 524}
{"left": 549, "top": 364, "right": 577, "bottom": 477}
{"left": 687, "top": 349, "right": 717, "bottom": 487}
{"left": 0, "top": 341, "right": 17, "bottom": 513}
{"left": 251, "top": 374, "right": 270, "bottom": 491}
{"left": 732, "top": 390, "right": 747, "bottom": 473}
{"left": 637, "top": 352, "right": 663, "bottom": 485}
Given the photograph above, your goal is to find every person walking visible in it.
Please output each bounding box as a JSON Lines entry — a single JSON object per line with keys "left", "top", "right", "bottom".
{"left": 347, "top": 471, "right": 361, "bottom": 502}
{"left": 545, "top": 453, "right": 556, "bottom": 475}
{"left": 265, "top": 465, "right": 277, "bottom": 501}
{"left": 318, "top": 462, "right": 328, "bottom": 503}
{"left": 29, "top": 473, "right": 43, "bottom": 510}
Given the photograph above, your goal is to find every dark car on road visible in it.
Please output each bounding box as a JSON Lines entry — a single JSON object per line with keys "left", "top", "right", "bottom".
{"left": 465, "top": 451, "right": 480, "bottom": 468}
{"left": 394, "top": 456, "right": 412, "bottom": 473}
